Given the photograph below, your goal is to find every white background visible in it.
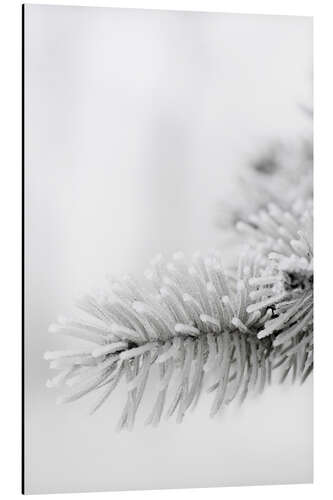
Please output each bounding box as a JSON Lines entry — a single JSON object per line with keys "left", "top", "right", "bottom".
{"left": 0, "top": 0, "right": 332, "bottom": 499}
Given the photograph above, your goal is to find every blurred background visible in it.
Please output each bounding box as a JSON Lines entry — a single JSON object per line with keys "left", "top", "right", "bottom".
{"left": 24, "top": 5, "right": 313, "bottom": 494}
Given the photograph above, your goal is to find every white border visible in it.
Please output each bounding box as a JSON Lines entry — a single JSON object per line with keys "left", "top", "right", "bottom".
{"left": 1, "top": 1, "right": 332, "bottom": 499}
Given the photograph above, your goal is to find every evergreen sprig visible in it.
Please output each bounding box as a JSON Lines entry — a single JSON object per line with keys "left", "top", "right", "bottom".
{"left": 45, "top": 197, "right": 313, "bottom": 430}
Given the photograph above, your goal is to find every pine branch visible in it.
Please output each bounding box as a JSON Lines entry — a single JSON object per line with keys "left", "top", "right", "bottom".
{"left": 45, "top": 199, "right": 313, "bottom": 430}
{"left": 216, "top": 139, "right": 313, "bottom": 231}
